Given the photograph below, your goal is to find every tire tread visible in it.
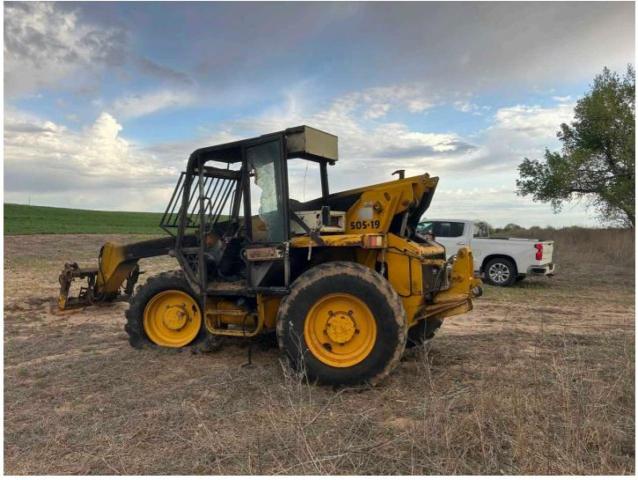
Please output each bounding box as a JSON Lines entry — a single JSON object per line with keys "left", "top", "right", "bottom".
{"left": 276, "top": 261, "right": 407, "bottom": 386}
{"left": 124, "top": 270, "right": 205, "bottom": 350}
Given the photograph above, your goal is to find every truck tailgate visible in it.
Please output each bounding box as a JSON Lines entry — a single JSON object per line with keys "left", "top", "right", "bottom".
{"left": 538, "top": 241, "right": 554, "bottom": 263}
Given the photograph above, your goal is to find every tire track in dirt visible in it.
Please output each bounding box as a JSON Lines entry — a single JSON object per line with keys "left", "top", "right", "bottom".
{"left": 5, "top": 346, "right": 122, "bottom": 370}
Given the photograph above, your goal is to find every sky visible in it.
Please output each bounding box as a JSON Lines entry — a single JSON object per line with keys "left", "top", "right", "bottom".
{"left": 3, "top": 1, "right": 635, "bottom": 227}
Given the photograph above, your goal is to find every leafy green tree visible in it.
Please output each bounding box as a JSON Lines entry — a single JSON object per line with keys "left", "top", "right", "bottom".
{"left": 503, "top": 223, "right": 522, "bottom": 231}
{"left": 517, "top": 66, "right": 635, "bottom": 227}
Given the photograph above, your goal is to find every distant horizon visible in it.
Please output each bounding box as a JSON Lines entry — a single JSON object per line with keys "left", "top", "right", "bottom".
{"left": 4, "top": 202, "right": 619, "bottom": 230}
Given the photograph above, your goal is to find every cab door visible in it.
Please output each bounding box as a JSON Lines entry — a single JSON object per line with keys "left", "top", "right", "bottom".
{"left": 243, "top": 136, "right": 290, "bottom": 291}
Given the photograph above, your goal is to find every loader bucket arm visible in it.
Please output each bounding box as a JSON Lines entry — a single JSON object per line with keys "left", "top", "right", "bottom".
{"left": 58, "top": 236, "right": 194, "bottom": 310}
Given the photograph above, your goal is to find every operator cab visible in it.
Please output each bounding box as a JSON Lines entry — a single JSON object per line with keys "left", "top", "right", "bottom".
{"left": 160, "top": 126, "right": 340, "bottom": 295}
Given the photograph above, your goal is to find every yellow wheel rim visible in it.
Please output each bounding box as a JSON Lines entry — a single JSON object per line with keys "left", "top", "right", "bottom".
{"left": 143, "top": 290, "right": 201, "bottom": 348}
{"left": 304, "top": 293, "right": 377, "bottom": 368}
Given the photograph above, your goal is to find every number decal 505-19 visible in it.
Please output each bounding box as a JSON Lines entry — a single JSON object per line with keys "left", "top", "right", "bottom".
{"left": 349, "top": 220, "right": 381, "bottom": 230}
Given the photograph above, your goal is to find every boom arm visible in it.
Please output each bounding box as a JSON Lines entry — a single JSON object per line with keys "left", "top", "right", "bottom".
{"left": 58, "top": 236, "right": 182, "bottom": 309}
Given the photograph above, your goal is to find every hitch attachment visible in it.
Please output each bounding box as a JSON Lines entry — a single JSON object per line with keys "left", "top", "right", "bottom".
{"left": 58, "top": 262, "right": 99, "bottom": 310}
{"left": 57, "top": 238, "right": 176, "bottom": 311}
{"left": 58, "top": 261, "right": 140, "bottom": 310}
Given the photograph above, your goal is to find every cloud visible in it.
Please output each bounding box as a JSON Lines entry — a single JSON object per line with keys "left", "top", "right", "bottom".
{"left": 210, "top": 86, "right": 480, "bottom": 192}
{"left": 376, "top": 140, "right": 476, "bottom": 159}
{"left": 428, "top": 101, "right": 578, "bottom": 177}
{"left": 354, "top": 85, "right": 438, "bottom": 118}
{"left": 133, "top": 56, "right": 193, "bottom": 85}
{"left": 492, "top": 103, "right": 575, "bottom": 138}
{"left": 406, "top": 99, "right": 433, "bottom": 114}
{"left": 364, "top": 103, "right": 390, "bottom": 119}
{"left": 210, "top": 86, "right": 581, "bottom": 200}
{"left": 453, "top": 100, "right": 485, "bottom": 115}
{"left": 283, "top": 84, "right": 437, "bottom": 125}
{"left": 2, "top": 81, "right": 583, "bottom": 224}
{"left": 4, "top": 109, "right": 179, "bottom": 210}
{"left": 140, "top": 129, "right": 241, "bottom": 168}
{"left": 179, "top": 2, "right": 632, "bottom": 97}
{"left": 5, "top": 2, "right": 633, "bottom": 106}
{"left": 427, "top": 186, "right": 595, "bottom": 228}
{"left": 346, "top": 2, "right": 634, "bottom": 90}
{"left": 4, "top": 2, "right": 125, "bottom": 97}
{"left": 112, "top": 90, "right": 196, "bottom": 119}
{"left": 4, "top": 2, "right": 195, "bottom": 98}
{"left": 4, "top": 120, "right": 60, "bottom": 135}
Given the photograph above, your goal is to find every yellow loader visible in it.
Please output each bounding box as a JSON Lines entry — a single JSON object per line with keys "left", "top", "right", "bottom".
{"left": 59, "top": 126, "right": 482, "bottom": 385}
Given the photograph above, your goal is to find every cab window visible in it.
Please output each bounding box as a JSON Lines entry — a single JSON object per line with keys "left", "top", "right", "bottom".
{"left": 417, "top": 221, "right": 432, "bottom": 235}
{"left": 247, "top": 141, "right": 286, "bottom": 243}
{"left": 423, "top": 221, "right": 465, "bottom": 238}
{"left": 287, "top": 158, "right": 322, "bottom": 205}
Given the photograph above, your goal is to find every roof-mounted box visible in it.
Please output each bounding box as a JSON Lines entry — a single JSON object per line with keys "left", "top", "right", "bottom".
{"left": 285, "top": 126, "right": 338, "bottom": 164}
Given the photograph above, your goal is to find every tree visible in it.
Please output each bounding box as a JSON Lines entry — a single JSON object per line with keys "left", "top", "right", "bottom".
{"left": 516, "top": 65, "right": 635, "bottom": 227}
{"left": 474, "top": 220, "right": 492, "bottom": 236}
{"left": 503, "top": 223, "right": 522, "bottom": 231}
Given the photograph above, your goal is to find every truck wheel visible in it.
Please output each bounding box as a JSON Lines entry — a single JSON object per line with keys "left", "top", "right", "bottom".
{"left": 407, "top": 317, "right": 443, "bottom": 348}
{"left": 277, "top": 262, "right": 407, "bottom": 386}
{"left": 125, "top": 271, "right": 206, "bottom": 349}
{"left": 484, "top": 257, "right": 517, "bottom": 287}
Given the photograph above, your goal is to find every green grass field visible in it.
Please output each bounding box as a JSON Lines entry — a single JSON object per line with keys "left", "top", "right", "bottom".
{"left": 4, "top": 204, "right": 165, "bottom": 235}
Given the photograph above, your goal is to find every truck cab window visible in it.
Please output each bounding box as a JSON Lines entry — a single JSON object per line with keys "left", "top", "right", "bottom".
{"left": 417, "top": 221, "right": 465, "bottom": 237}
{"left": 431, "top": 221, "right": 465, "bottom": 238}
{"left": 432, "top": 222, "right": 464, "bottom": 238}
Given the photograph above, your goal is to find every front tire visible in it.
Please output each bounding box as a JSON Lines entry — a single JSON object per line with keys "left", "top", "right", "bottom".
{"left": 484, "top": 257, "right": 517, "bottom": 287}
{"left": 277, "top": 262, "right": 407, "bottom": 386}
{"left": 125, "top": 271, "right": 206, "bottom": 349}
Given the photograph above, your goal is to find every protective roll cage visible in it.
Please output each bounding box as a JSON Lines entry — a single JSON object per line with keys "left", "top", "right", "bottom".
{"left": 160, "top": 126, "right": 337, "bottom": 297}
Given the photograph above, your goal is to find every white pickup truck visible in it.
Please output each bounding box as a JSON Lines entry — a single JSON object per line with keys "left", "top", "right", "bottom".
{"left": 417, "top": 219, "right": 555, "bottom": 287}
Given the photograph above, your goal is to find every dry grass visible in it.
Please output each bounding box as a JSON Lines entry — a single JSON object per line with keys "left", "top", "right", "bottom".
{"left": 3, "top": 231, "right": 635, "bottom": 474}
{"left": 503, "top": 226, "right": 635, "bottom": 266}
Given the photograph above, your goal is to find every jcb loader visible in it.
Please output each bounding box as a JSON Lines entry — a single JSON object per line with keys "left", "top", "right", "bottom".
{"left": 59, "top": 126, "right": 482, "bottom": 385}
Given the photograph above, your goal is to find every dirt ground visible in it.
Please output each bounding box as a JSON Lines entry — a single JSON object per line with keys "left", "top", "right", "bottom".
{"left": 4, "top": 234, "right": 635, "bottom": 474}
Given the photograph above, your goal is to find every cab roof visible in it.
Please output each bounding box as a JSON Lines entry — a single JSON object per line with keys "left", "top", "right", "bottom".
{"left": 189, "top": 125, "right": 338, "bottom": 165}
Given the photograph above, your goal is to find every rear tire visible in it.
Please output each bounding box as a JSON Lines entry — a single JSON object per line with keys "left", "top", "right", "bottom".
{"left": 125, "top": 271, "right": 206, "bottom": 350}
{"left": 484, "top": 257, "right": 517, "bottom": 287}
{"left": 277, "top": 262, "right": 407, "bottom": 386}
